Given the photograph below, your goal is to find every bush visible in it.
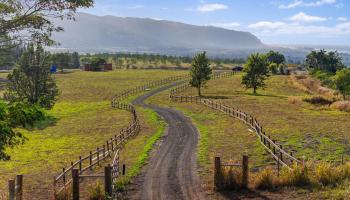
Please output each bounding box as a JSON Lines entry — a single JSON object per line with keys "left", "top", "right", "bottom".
{"left": 254, "top": 167, "right": 276, "bottom": 190}
{"left": 279, "top": 164, "right": 311, "bottom": 187}
{"left": 288, "top": 96, "right": 302, "bottom": 105}
{"left": 54, "top": 187, "right": 71, "bottom": 200}
{"left": 311, "top": 70, "right": 334, "bottom": 87}
{"left": 315, "top": 162, "right": 341, "bottom": 187}
{"left": 331, "top": 101, "right": 350, "bottom": 112}
{"left": 88, "top": 182, "right": 105, "bottom": 200}
{"left": 303, "top": 96, "right": 334, "bottom": 105}
{"left": 221, "top": 166, "right": 242, "bottom": 190}
{"left": 7, "top": 102, "right": 45, "bottom": 127}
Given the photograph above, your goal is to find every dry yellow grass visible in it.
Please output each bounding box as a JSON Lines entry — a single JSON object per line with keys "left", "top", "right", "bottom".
{"left": 331, "top": 101, "right": 350, "bottom": 112}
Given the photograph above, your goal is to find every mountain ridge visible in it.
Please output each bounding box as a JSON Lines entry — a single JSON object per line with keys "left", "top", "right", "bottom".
{"left": 52, "top": 12, "right": 265, "bottom": 54}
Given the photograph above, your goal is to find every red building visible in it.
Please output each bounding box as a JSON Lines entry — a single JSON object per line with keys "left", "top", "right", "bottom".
{"left": 84, "top": 63, "right": 113, "bottom": 71}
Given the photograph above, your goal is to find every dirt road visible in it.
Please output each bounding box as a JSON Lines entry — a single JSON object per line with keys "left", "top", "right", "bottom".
{"left": 131, "top": 82, "right": 204, "bottom": 200}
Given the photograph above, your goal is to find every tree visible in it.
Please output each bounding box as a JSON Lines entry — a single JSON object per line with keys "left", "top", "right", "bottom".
{"left": 0, "top": 100, "right": 45, "bottom": 160}
{"left": 0, "top": 0, "right": 93, "bottom": 50}
{"left": 91, "top": 57, "right": 107, "bottom": 71}
{"left": 242, "top": 53, "right": 269, "bottom": 94}
{"left": 306, "top": 50, "right": 345, "bottom": 73}
{"left": 72, "top": 52, "right": 80, "bottom": 68}
{"left": 266, "top": 50, "right": 285, "bottom": 65}
{"left": 334, "top": 69, "right": 350, "bottom": 100}
{"left": 4, "top": 43, "right": 59, "bottom": 109}
{"left": 190, "top": 52, "right": 212, "bottom": 96}
{"left": 268, "top": 63, "right": 278, "bottom": 74}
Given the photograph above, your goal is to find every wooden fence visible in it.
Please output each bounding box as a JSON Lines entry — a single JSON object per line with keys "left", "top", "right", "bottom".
{"left": 52, "top": 74, "right": 191, "bottom": 198}
{"left": 169, "top": 74, "right": 301, "bottom": 170}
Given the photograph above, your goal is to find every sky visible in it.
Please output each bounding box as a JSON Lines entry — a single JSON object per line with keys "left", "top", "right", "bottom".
{"left": 79, "top": 0, "right": 350, "bottom": 46}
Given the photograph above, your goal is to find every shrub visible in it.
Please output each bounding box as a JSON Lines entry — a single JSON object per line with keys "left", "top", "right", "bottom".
{"left": 303, "top": 96, "right": 333, "bottom": 106}
{"left": 279, "top": 164, "right": 311, "bottom": 187}
{"left": 315, "top": 162, "right": 340, "bottom": 187}
{"left": 254, "top": 167, "right": 277, "bottom": 190}
{"left": 220, "top": 165, "right": 242, "bottom": 190}
{"left": 331, "top": 101, "right": 350, "bottom": 112}
{"left": 88, "top": 182, "right": 105, "bottom": 200}
{"left": 288, "top": 96, "right": 302, "bottom": 105}
{"left": 54, "top": 187, "right": 71, "bottom": 200}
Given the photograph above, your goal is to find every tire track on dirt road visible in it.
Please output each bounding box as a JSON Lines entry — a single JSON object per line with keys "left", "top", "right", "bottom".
{"left": 131, "top": 82, "right": 205, "bottom": 200}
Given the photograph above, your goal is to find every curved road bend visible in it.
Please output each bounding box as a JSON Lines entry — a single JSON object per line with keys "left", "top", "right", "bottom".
{"left": 131, "top": 82, "right": 205, "bottom": 200}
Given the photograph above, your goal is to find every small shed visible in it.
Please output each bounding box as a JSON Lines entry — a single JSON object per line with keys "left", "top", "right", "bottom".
{"left": 84, "top": 63, "right": 113, "bottom": 71}
{"left": 232, "top": 66, "right": 243, "bottom": 72}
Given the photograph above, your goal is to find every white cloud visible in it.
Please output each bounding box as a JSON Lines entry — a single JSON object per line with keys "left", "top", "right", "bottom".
{"left": 337, "top": 17, "right": 348, "bottom": 21}
{"left": 127, "top": 5, "right": 144, "bottom": 9}
{"left": 210, "top": 22, "right": 240, "bottom": 29}
{"left": 247, "top": 20, "right": 350, "bottom": 36}
{"left": 289, "top": 12, "right": 327, "bottom": 22}
{"left": 279, "top": 0, "right": 337, "bottom": 9}
{"left": 279, "top": 1, "right": 303, "bottom": 9}
{"left": 248, "top": 21, "right": 286, "bottom": 29}
{"left": 197, "top": 3, "right": 228, "bottom": 12}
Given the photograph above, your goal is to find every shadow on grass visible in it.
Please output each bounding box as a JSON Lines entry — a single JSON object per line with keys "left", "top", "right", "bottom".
{"left": 217, "top": 189, "right": 272, "bottom": 200}
{"left": 27, "top": 115, "right": 58, "bottom": 130}
{"left": 235, "top": 91, "right": 287, "bottom": 99}
{"left": 203, "top": 95, "right": 230, "bottom": 99}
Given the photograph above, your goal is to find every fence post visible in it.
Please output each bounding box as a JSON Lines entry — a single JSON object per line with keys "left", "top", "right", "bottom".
{"left": 15, "top": 175, "right": 23, "bottom": 200}
{"left": 9, "top": 179, "right": 15, "bottom": 200}
{"left": 62, "top": 168, "right": 66, "bottom": 184}
{"left": 214, "top": 157, "right": 222, "bottom": 191}
{"left": 279, "top": 145, "right": 283, "bottom": 161}
{"left": 97, "top": 147, "right": 100, "bottom": 165}
{"left": 79, "top": 156, "right": 82, "bottom": 172}
{"left": 105, "top": 165, "right": 112, "bottom": 197}
{"left": 122, "top": 164, "right": 126, "bottom": 175}
{"left": 89, "top": 151, "right": 92, "bottom": 170}
{"left": 72, "top": 169, "right": 79, "bottom": 200}
{"left": 242, "top": 155, "right": 249, "bottom": 189}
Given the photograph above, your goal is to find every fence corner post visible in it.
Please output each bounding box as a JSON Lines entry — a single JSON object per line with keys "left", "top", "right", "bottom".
{"left": 242, "top": 155, "right": 249, "bottom": 189}
{"left": 105, "top": 165, "right": 112, "bottom": 198}
{"left": 15, "top": 174, "right": 23, "bottom": 200}
{"left": 214, "top": 157, "right": 222, "bottom": 191}
{"left": 8, "top": 179, "right": 15, "bottom": 200}
{"left": 72, "top": 169, "right": 79, "bottom": 200}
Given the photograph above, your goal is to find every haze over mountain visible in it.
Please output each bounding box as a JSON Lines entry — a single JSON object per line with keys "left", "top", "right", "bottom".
{"left": 52, "top": 12, "right": 265, "bottom": 55}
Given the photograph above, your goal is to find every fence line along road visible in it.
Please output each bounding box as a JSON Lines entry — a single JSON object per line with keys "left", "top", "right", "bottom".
{"left": 53, "top": 74, "right": 190, "bottom": 197}
{"left": 169, "top": 74, "right": 301, "bottom": 170}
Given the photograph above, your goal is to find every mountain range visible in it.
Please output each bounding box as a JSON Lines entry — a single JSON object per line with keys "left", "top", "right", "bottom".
{"left": 52, "top": 12, "right": 265, "bottom": 55}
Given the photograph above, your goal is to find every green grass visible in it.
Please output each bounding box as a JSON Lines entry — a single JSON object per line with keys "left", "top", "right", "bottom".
{"left": 179, "top": 74, "right": 350, "bottom": 163}
{"left": 0, "top": 69, "right": 186, "bottom": 197}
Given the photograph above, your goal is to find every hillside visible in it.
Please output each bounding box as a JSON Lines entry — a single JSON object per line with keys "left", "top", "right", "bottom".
{"left": 52, "top": 12, "right": 265, "bottom": 54}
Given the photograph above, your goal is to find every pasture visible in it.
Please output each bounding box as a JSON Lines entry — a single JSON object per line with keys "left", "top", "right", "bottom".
{"left": 0, "top": 70, "right": 186, "bottom": 198}
{"left": 147, "top": 73, "right": 350, "bottom": 199}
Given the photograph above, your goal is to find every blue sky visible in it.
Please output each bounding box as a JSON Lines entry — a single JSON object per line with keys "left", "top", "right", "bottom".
{"left": 80, "top": 0, "right": 350, "bottom": 45}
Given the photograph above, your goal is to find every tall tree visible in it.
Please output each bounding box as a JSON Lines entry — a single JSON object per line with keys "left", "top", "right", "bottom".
{"left": 4, "top": 43, "right": 59, "bottom": 108}
{"left": 266, "top": 50, "right": 285, "bottom": 65}
{"left": 190, "top": 51, "right": 212, "bottom": 96}
{"left": 242, "top": 53, "right": 269, "bottom": 94}
{"left": 306, "top": 50, "right": 345, "bottom": 73}
{"left": 0, "top": 0, "right": 93, "bottom": 50}
{"left": 334, "top": 69, "right": 350, "bottom": 100}
{"left": 72, "top": 52, "right": 80, "bottom": 68}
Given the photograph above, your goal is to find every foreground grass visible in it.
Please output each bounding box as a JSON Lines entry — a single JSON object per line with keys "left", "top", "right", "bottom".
{"left": 0, "top": 69, "right": 186, "bottom": 197}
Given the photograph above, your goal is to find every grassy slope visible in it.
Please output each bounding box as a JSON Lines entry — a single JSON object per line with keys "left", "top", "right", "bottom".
{"left": 0, "top": 70, "right": 186, "bottom": 196}
{"left": 180, "top": 74, "right": 350, "bottom": 163}
{"left": 148, "top": 74, "right": 350, "bottom": 199}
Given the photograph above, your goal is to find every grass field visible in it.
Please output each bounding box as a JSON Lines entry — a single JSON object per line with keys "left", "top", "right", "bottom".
{"left": 179, "top": 74, "right": 350, "bottom": 163}
{"left": 0, "top": 69, "right": 186, "bottom": 198}
{"left": 147, "top": 73, "right": 350, "bottom": 199}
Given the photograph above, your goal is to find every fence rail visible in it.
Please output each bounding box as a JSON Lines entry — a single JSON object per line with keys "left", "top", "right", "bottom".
{"left": 169, "top": 73, "right": 301, "bottom": 170}
{"left": 53, "top": 74, "right": 190, "bottom": 198}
